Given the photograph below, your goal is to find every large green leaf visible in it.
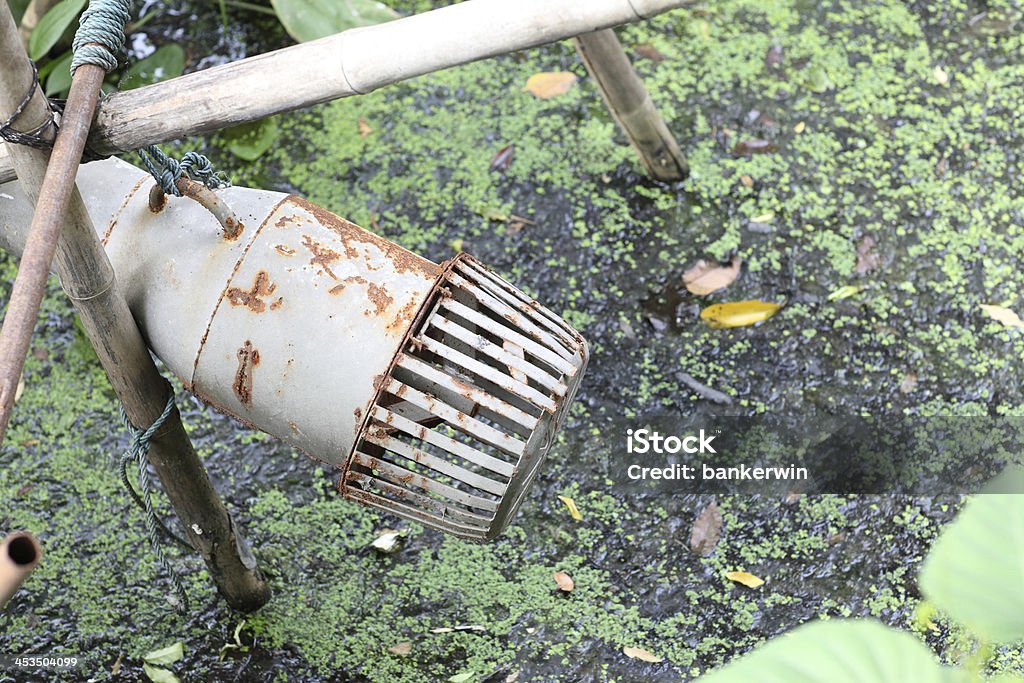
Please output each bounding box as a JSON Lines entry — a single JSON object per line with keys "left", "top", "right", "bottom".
{"left": 270, "top": 0, "right": 398, "bottom": 43}
{"left": 221, "top": 117, "right": 280, "bottom": 161}
{"left": 43, "top": 51, "right": 74, "bottom": 97}
{"left": 119, "top": 44, "right": 185, "bottom": 90}
{"left": 697, "top": 620, "right": 961, "bottom": 683}
{"left": 29, "top": 0, "right": 86, "bottom": 60}
{"left": 920, "top": 490, "right": 1024, "bottom": 644}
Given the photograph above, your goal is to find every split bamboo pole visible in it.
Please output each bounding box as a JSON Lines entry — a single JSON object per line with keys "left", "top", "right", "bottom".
{"left": 85, "top": 0, "right": 693, "bottom": 156}
{"left": 574, "top": 29, "right": 687, "bottom": 180}
{"left": 0, "top": 7, "right": 269, "bottom": 612}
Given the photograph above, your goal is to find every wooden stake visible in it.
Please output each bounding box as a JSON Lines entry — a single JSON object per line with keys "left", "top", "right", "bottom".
{"left": 574, "top": 29, "right": 687, "bottom": 181}
{"left": 0, "top": 7, "right": 269, "bottom": 612}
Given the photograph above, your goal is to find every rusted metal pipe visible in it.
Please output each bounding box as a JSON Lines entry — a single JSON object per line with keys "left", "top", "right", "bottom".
{"left": 0, "top": 531, "right": 41, "bottom": 609}
{"left": 1, "top": 158, "right": 590, "bottom": 541}
{"left": 0, "top": 7, "right": 270, "bottom": 611}
{"left": 0, "top": 62, "right": 106, "bottom": 439}
{"left": 149, "top": 178, "right": 244, "bottom": 240}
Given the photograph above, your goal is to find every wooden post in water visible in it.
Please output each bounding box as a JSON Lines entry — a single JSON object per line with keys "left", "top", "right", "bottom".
{"left": 574, "top": 29, "right": 687, "bottom": 181}
{"left": 0, "top": 6, "right": 270, "bottom": 612}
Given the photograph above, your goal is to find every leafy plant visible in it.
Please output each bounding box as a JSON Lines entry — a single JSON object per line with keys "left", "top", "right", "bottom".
{"left": 697, "top": 475, "right": 1024, "bottom": 682}
{"left": 28, "top": 0, "right": 84, "bottom": 61}
{"left": 269, "top": 0, "right": 397, "bottom": 42}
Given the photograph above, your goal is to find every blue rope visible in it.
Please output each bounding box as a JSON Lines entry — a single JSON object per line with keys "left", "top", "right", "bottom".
{"left": 118, "top": 392, "right": 190, "bottom": 614}
{"left": 70, "top": 0, "right": 230, "bottom": 196}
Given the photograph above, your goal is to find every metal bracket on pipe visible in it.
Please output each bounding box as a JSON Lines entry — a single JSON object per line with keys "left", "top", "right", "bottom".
{"left": 148, "top": 177, "right": 243, "bottom": 241}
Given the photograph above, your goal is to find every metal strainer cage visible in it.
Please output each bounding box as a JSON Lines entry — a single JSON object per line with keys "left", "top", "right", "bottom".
{"left": 341, "top": 254, "right": 588, "bottom": 541}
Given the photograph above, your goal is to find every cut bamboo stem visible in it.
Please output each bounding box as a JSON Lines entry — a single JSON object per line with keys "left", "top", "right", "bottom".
{"left": 0, "top": 7, "right": 269, "bottom": 612}
{"left": 574, "top": 29, "right": 687, "bottom": 180}
{"left": 85, "top": 0, "right": 693, "bottom": 156}
{"left": 0, "top": 532, "right": 41, "bottom": 610}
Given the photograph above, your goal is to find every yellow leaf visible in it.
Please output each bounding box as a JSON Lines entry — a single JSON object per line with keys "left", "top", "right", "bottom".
{"left": 557, "top": 495, "right": 582, "bottom": 520}
{"left": 793, "top": 121, "right": 806, "bottom": 134}
{"left": 700, "top": 300, "right": 782, "bottom": 329}
{"left": 828, "top": 284, "right": 863, "bottom": 301}
{"left": 739, "top": 174, "right": 754, "bottom": 188}
{"left": 524, "top": 72, "right": 578, "bottom": 99}
{"left": 553, "top": 571, "right": 575, "bottom": 592}
{"left": 683, "top": 256, "right": 741, "bottom": 296}
{"left": 980, "top": 304, "right": 1024, "bottom": 328}
{"left": 934, "top": 65, "right": 949, "bottom": 86}
{"left": 623, "top": 646, "right": 663, "bottom": 663}
{"left": 751, "top": 212, "right": 775, "bottom": 223}
{"left": 726, "top": 571, "right": 765, "bottom": 588}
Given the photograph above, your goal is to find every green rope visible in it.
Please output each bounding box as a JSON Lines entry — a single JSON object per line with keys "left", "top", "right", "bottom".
{"left": 70, "top": 0, "right": 230, "bottom": 196}
{"left": 118, "top": 392, "right": 190, "bottom": 614}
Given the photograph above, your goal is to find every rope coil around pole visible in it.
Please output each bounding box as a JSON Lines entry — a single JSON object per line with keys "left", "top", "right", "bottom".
{"left": 118, "top": 391, "right": 190, "bottom": 614}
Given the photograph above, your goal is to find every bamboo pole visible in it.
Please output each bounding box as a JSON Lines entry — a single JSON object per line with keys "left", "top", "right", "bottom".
{"left": 0, "top": 58, "right": 107, "bottom": 438}
{"left": 86, "top": 0, "right": 692, "bottom": 156}
{"left": 0, "top": 532, "right": 41, "bottom": 610}
{"left": 574, "top": 29, "right": 687, "bottom": 180}
{"left": 0, "top": 8, "right": 269, "bottom": 612}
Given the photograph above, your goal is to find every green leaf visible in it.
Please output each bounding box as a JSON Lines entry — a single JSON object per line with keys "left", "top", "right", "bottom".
{"left": 270, "top": 0, "right": 398, "bottom": 42}
{"left": 119, "top": 44, "right": 185, "bottom": 90}
{"left": 9, "top": 0, "right": 31, "bottom": 25}
{"left": 696, "top": 620, "right": 961, "bottom": 683}
{"left": 920, "top": 485, "right": 1024, "bottom": 643}
{"left": 29, "top": 0, "right": 86, "bottom": 61}
{"left": 448, "top": 673, "right": 476, "bottom": 683}
{"left": 142, "top": 663, "right": 181, "bottom": 683}
{"left": 221, "top": 117, "right": 280, "bottom": 161}
{"left": 143, "top": 642, "right": 185, "bottom": 666}
{"left": 801, "top": 64, "right": 833, "bottom": 93}
{"left": 44, "top": 51, "right": 74, "bottom": 97}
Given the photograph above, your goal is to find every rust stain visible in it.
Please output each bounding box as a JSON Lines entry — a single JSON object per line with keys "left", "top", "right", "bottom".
{"left": 353, "top": 407, "right": 362, "bottom": 421}
{"left": 289, "top": 420, "right": 299, "bottom": 435}
{"left": 328, "top": 275, "right": 367, "bottom": 296}
{"left": 302, "top": 234, "right": 341, "bottom": 280}
{"left": 386, "top": 299, "right": 419, "bottom": 333}
{"left": 366, "top": 282, "right": 394, "bottom": 316}
{"left": 275, "top": 244, "right": 296, "bottom": 256}
{"left": 226, "top": 270, "right": 278, "bottom": 313}
{"left": 102, "top": 175, "right": 150, "bottom": 246}
{"left": 373, "top": 374, "right": 385, "bottom": 390}
{"left": 233, "top": 340, "right": 260, "bottom": 407}
{"left": 148, "top": 184, "right": 168, "bottom": 213}
{"left": 274, "top": 214, "right": 300, "bottom": 229}
{"left": 286, "top": 196, "right": 441, "bottom": 277}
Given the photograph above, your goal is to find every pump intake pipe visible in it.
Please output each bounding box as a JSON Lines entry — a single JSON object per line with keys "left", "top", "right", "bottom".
{"left": 0, "top": 160, "right": 588, "bottom": 541}
{"left": 0, "top": 531, "right": 41, "bottom": 609}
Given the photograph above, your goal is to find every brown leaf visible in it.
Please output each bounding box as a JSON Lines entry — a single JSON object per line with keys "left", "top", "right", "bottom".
{"left": 634, "top": 43, "right": 667, "bottom": 63}
{"left": 740, "top": 174, "right": 754, "bottom": 188}
{"left": 31, "top": 347, "right": 48, "bottom": 361}
{"left": 358, "top": 118, "right": 373, "bottom": 138}
{"left": 732, "top": 139, "right": 778, "bottom": 156}
{"left": 855, "top": 235, "right": 879, "bottom": 275}
{"left": 765, "top": 44, "right": 784, "bottom": 69}
{"left": 489, "top": 144, "right": 515, "bottom": 172}
{"left": 524, "top": 72, "right": 578, "bottom": 99}
{"left": 553, "top": 571, "right": 575, "bottom": 592}
{"left": 623, "top": 646, "right": 663, "bottom": 663}
{"left": 899, "top": 372, "right": 918, "bottom": 394}
{"left": 683, "top": 256, "right": 741, "bottom": 295}
{"left": 388, "top": 642, "right": 412, "bottom": 656}
{"left": 689, "top": 500, "right": 723, "bottom": 556}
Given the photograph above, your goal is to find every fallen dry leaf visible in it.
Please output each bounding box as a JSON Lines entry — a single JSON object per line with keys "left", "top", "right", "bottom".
{"left": 980, "top": 304, "right": 1024, "bottom": 328}
{"left": 553, "top": 571, "right": 575, "bottom": 592}
{"left": 855, "top": 235, "right": 880, "bottom": 275}
{"left": 623, "top": 646, "right": 663, "bottom": 663}
{"left": 31, "top": 347, "right": 48, "bottom": 360}
{"left": 388, "top": 641, "right": 412, "bottom": 656}
{"left": 370, "top": 529, "right": 404, "bottom": 553}
{"left": 900, "top": 371, "right": 918, "bottom": 393}
{"left": 557, "top": 495, "right": 583, "bottom": 521}
{"left": 700, "top": 300, "right": 782, "bottom": 329}
{"left": 14, "top": 374, "right": 24, "bottom": 404}
{"left": 524, "top": 72, "right": 577, "bottom": 99}
{"left": 793, "top": 121, "right": 806, "bottom": 134}
{"left": 726, "top": 571, "right": 765, "bottom": 588}
{"left": 489, "top": 144, "right": 515, "bottom": 172}
{"left": 683, "top": 256, "right": 741, "bottom": 296}
{"left": 732, "top": 139, "right": 778, "bottom": 156}
{"left": 934, "top": 65, "right": 949, "bottom": 86}
{"left": 358, "top": 118, "right": 373, "bottom": 137}
{"left": 634, "top": 43, "right": 667, "bottom": 63}
{"left": 764, "top": 44, "right": 783, "bottom": 69}
{"left": 430, "top": 625, "right": 486, "bottom": 634}
{"left": 689, "top": 500, "right": 723, "bottom": 556}
{"left": 740, "top": 174, "right": 754, "bottom": 188}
